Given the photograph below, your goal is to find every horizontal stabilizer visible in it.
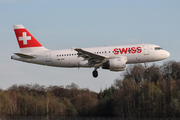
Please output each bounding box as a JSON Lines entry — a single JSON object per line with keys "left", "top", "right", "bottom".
{"left": 14, "top": 53, "right": 36, "bottom": 59}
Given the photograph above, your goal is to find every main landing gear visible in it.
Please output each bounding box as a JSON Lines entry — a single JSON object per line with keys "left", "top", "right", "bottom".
{"left": 92, "top": 65, "right": 101, "bottom": 78}
{"left": 92, "top": 70, "right": 98, "bottom": 78}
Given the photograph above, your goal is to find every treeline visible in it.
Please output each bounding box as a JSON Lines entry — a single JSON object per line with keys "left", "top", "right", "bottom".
{"left": 1, "top": 60, "right": 180, "bottom": 118}
{"left": 0, "top": 83, "right": 98, "bottom": 117}
{"left": 98, "top": 60, "right": 180, "bottom": 118}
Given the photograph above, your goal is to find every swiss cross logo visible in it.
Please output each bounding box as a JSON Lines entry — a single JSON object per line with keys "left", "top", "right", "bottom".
{"left": 18, "top": 32, "right": 31, "bottom": 45}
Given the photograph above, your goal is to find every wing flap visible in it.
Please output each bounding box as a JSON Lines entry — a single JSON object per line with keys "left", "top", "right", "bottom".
{"left": 14, "top": 53, "right": 36, "bottom": 59}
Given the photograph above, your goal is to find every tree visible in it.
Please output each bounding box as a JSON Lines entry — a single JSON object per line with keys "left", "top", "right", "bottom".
{"left": 161, "top": 61, "right": 180, "bottom": 80}
{"left": 122, "top": 64, "right": 145, "bottom": 85}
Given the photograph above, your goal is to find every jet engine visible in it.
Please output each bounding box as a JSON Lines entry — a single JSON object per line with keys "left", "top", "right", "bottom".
{"left": 102, "top": 56, "right": 127, "bottom": 71}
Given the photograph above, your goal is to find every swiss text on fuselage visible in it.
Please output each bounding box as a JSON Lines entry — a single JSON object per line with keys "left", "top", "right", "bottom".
{"left": 114, "top": 47, "right": 142, "bottom": 55}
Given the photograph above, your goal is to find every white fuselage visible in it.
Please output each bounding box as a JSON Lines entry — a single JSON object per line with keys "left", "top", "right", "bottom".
{"left": 11, "top": 44, "right": 170, "bottom": 68}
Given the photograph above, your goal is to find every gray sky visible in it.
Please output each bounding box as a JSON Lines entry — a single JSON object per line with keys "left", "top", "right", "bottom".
{"left": 0, "top": 0, "right": 179, "bottom": 92}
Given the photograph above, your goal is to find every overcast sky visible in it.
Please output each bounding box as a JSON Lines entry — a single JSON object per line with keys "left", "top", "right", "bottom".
{"left": 0, "top": 0, "right": 179, "bottom": 92}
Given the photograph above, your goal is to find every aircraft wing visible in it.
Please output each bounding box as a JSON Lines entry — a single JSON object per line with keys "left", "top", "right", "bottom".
{"left": 74, "top": 48, "right": 107, "bottom": 64}
{"left": 14, "top": 53, "right": 36, "bottom": 59}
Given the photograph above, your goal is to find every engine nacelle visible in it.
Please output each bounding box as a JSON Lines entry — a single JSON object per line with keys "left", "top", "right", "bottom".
{"left": 102, "top": 56, "right": 127, "bottom": 71}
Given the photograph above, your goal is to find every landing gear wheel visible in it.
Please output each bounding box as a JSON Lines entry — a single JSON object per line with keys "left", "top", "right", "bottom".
{"left": 92, "top": 70, "right": 98, "bottom": 78}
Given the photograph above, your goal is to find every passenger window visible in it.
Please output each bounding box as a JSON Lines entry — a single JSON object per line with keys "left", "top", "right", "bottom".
{"left": 57, "top": 55, "right": 58, "bottom": 57}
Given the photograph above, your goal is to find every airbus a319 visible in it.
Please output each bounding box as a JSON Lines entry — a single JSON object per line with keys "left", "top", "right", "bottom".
{"left": 11, "top": 25, "right": 170, "bottom": 78}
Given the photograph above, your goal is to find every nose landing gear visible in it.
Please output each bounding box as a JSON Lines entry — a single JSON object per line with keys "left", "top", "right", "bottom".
{"left": 145, "top": 62, "right": 149, "bottom": 73}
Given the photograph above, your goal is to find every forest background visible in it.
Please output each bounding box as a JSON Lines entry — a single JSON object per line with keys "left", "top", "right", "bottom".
{"left": 1, "top": 60, "right": 180, "bottom": 118}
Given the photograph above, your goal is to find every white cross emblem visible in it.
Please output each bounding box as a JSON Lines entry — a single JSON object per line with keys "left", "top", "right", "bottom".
{"left": 19, "top": 32, "right": 31, "bottom": 45}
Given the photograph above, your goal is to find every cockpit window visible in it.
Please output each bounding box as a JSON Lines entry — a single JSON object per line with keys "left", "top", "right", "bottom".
{"left": 155, "top": 47, "right": 163, "bottom": 50}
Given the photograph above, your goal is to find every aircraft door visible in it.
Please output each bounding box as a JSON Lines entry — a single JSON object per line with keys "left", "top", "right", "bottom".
{"left": 46, "top": 51, "right": 51, "bottom": 62}
{"left": 144, "top": 45, "right": 149, "bottom": 55}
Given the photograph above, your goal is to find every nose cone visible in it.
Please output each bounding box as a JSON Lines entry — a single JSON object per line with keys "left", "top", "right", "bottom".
{"left": 165, "top": 51, "right": 170, "bottom": 58}
{"left": 154, "top": 50, "right": 170, "bottom": 61}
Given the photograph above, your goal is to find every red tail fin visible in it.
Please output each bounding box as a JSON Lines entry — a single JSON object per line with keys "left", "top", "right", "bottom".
{"left": 13, "top": 25, "right": 47, "bottom": 53}
{"left": 13, "top": 25, "right": 42, "bottom": 48}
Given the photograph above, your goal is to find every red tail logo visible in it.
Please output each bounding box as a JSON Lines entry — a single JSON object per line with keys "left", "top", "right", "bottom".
{"left": 13, "top": 25, "right": 42, "bottom": 48}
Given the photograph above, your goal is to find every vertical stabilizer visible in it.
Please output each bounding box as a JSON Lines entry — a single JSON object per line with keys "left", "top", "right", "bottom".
{"left": 13, "top": 25, "right": 48, "bottom": 53}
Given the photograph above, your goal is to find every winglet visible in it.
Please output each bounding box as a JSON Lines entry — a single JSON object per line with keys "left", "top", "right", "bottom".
{"left": 70, "top": 47, "right": 75, "bottom": 50}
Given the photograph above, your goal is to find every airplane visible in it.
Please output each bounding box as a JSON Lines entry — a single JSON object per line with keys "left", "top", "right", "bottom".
{"left": 11, "top": 25, "right": 170, "bottom": 78}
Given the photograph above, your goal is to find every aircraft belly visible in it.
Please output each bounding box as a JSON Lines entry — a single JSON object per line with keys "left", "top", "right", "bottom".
{"left": 126, "top": 54, "right": 137, "bottom": 63}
